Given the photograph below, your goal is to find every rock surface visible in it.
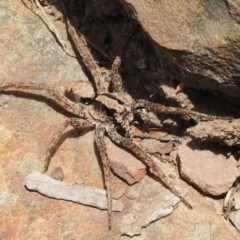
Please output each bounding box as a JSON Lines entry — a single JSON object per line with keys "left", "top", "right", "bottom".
{"left": 1, "top": 1, "right": 240, "bottom": 239}
{"left": 187, "top": 119, "right": 240, "bottom": 146}
{"left": 178, "top": 140, "right": 240, "bottom": 195}
{"left": 120, "top": 178, "right": 188, "bottom": 237}
{"left": 105, "top": 137, "right": 146, "bottom": 185}
{"left": 125, "top": 0, "right": 240, "bottom": 101}
{"left": 137, "top": 139, "right": 173, "bottom": 155}
{"left": 65, "top": 81, "right": 95, "bottom": 102}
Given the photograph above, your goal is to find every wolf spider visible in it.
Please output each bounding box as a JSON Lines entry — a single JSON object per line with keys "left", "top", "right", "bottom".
{"left": 1, "top": 8, "right": 222, "bottom": 229}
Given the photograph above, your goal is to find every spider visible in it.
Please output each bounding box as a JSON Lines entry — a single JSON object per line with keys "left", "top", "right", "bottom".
{"left": 1, "top": 5, "right": 222, "bottom": 229}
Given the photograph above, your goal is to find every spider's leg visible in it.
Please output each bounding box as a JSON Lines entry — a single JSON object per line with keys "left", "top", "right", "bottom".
{"left": 43, "top": 118, "right": 94, "bottom": 172}
{"left": 106, "top": 124, "right": 192, "bottom": 210}
{"left": 130, "top": 109, "right": 179, "bottom": 142}
{"left": 110, "top": 56, "right": 123, "bottom": 93}
{"left": 120, "top": 110, "right": 171, "bottom": 142}
{"left": 134, "top": 100, "right": 230, "bottom": 120}
{"left": 0, "top": 82, "right": 85, "bottom": 117}
{"left": 110, "top": 19, "right": 138, "bottom": 92}
{"left": 131, "top": 132, "right": 179, "bottom": 143}
{"left": 134, "top": 100, "right": 199, "bottom": 118}
{"left": 61, "top": 4, "right": 104, "bottom": 94}
{"left": 95, "top": 123, "right": 112, "bottom": 230}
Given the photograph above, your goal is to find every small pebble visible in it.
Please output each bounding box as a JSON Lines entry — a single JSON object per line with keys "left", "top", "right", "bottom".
{"left": 50, "top": 166, "right": 64, "bottom": 181}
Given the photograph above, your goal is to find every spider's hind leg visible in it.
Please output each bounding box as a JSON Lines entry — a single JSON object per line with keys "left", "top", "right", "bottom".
{"left": 95, "top": 123, "right": 112, "bottom": 230}
{"left": 106, "top": 124, "right": 192, "bottom": 210}
{"left": 43, "top": 118, "right": 94, "bottom": 172}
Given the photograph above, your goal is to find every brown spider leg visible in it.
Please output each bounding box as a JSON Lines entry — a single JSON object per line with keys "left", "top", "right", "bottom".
{"left": 132, "top": 132, "right": 179, "bottom": 143}
{"left": 110, "top": 56, "right": 123, "bottom": 93}
{"left": 95, "top": 123, "right": 112, "bottom": 230}
{"left": 43, "top": 118, "right": 95, "bottom": 172}
{"left": 0, "top": 82, "right": 85, "bottom": 117}
{"left": 131, "top": 109, "right": 179, "bottom": 141}
{"left": 106, "top": 124, "right": 192, "bottom": 210}
{"left": 61, "top": 3, "right": 104, "bottom": 94}
{"left": 134, "top": 100, "right": 231, "bottom": 120}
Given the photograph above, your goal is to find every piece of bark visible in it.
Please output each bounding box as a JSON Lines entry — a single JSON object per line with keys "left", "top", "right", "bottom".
{"left": 25, "top": 172, "right": 124, "bottom": 212}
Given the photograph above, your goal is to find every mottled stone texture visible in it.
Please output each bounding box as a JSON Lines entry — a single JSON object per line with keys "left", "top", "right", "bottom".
{"left": 126, "top": 0, "right": 240, "bottom": 101}
{"left": 178, "top": 140, "right": 240, "bottom": 196}
{"left": 1, "top": 0, "right": 240, "bottom": 239}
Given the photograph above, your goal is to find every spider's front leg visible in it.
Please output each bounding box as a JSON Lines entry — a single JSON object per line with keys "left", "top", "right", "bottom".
{"left": 106, "top": 124, "right": 192, "bottom": 210}
{"left": 95, "top": 123, "right": 112, "bottom": 230}
{"left": 110, "top": 56, "right": 123, "bottom": 93}
{"left": 43, "top": 118, "right": 95, "bottom": 172}
{"left": 134, "top": 99, "right": 230, "bottom": 120}
{"left": 0, "top": 81, "right": 85, "bottom": 117}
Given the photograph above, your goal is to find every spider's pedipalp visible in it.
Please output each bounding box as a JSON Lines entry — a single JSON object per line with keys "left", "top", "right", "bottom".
{"left": 120, "top": 112, "right": 134, "bottom": 139}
